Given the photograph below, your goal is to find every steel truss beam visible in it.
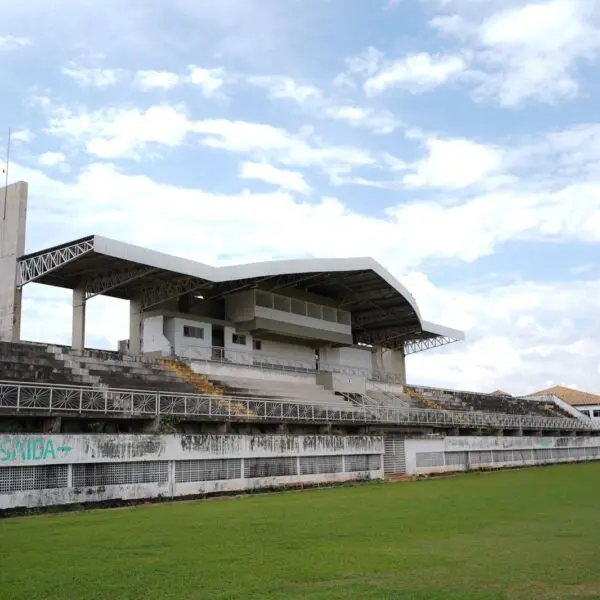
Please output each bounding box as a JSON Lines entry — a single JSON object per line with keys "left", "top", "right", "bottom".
{"left": 355, "top": 326, "right": 421, "bottom": 348}
{"left": 84, "top": 267, "right": 158, "bottom": 300}
{"left": 140, "top": 277, "right": 214, "bottom": 310}
{"left": 265, "top": 272, "right": 331, "bottom": 292}
{"left": 353, "top": 307, "right": 416, "bottom": 328}
{"left": 17, "top": 239, "right": 94, "bottom": 286}
{"left": 339, "top": 288, "right": 397, "bottom": 307}
{"left": 404, "top": 336, "right": 459, "bottom": 356}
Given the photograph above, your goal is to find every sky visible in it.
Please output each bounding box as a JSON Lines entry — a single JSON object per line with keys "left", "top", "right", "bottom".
{"left": 1, "top": 0, "right": 600, "bottom": 396}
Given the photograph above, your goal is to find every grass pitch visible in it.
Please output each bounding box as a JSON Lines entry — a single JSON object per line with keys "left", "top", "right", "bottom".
{"left": 2, "top": 463, "right": 600, "bottom": 600}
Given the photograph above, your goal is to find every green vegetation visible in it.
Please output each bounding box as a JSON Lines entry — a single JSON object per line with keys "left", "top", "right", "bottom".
{"left": 2, "top": 463, "right": 600, "bottom": 600}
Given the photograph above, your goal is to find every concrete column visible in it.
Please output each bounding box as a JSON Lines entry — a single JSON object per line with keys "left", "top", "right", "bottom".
{"left": 0, "top": 182, "right": 27, "bottom": 342}
{"left": 129, "top": 297, "right": 142, "bottom": 355}
{"left": 142, "top": 418, "right": 160, "bottom": 433}
{"left": 373, "top": 347, "right": 406, "bottom": 384}
{"left": 72, "top": 288, "right": 86, "bottom": 351}
{"left": 42, "top": 416, "right": 61, "bottom": 433}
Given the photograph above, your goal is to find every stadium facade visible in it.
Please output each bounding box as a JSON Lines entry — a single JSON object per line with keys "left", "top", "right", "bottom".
{"left": 1, "top": 182, "right": 599, "bottom": 512}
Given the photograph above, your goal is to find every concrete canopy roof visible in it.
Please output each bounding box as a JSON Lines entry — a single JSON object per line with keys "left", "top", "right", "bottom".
{"left": 18, "top": 235, "right": 464, "bottom": 350}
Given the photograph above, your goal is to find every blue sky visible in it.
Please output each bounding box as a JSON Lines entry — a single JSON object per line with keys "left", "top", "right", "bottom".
{"left": 1, "top": 0, "right": 600, "bottom": 395}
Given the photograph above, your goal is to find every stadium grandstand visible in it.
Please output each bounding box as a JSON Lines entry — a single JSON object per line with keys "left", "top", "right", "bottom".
{"left": 1, "top": 181, "right": 600, "bottom": 512}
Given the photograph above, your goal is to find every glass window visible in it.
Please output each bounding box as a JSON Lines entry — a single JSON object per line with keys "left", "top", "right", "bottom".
{"left": 232, "top": 333, "right": 246, "bottom": 345}
{"left": 183, "top": 325, "right": 204, "bottom": 339}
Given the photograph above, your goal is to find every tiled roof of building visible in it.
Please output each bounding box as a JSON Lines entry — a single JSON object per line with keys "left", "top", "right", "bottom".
{"left": 491, "top": 390, "right": 511, "bottom": 397}
{"left": 528, "top": 385, "right": 600, "bottom": 407}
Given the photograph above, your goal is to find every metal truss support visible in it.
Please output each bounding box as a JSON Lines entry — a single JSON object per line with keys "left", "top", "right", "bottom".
{"left": 140, "top": 277, "right": 214, "bottom": 310}
{"left": 204, "top": 275, "right": 282, "bottom": 300}
{"left": 17, "top": 238, "right": 94, "bottom": 286}
{"left": 84, "top": 267, "right": 158, "bottom": 301}
{"left": 404, "top": 336, "right": 459, "bottom": 356}
{"left": 355, "top": 327, "right": 420, "bottom": 348}
{"left": 353, "top": 307, "right": 415, "bottom": 328}
{"left": 339, "top": 287, "right": 397, "bottom": 307}
{"left": 264, "top": 273, "right": 331, "bottom": 293}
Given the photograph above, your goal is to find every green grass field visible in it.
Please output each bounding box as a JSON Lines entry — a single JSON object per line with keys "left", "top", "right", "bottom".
{"left": 2, "top": 463, "right": 600, "bottom": 600}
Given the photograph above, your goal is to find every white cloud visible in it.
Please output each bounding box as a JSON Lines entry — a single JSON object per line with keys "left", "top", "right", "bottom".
{"left": 38, "top": 151, "right": 66, "bottom": 167}
{"left": 133, "top": 70, "right": 181, "bottom": 90}
{"left": 46, "top": 104, "right": 192, "bottom": 160}
{"left": 570, "top": 264, "right": 594, "bottom": 275}
{"left": 247, "top": 74, "right": 400, "bottom": 133}
{"left": 324, "top": 105, "right": 400, "bottom": 134}
{"left": 476, "top": 0, "right": 600, "bottom": 105}
{"left": 42, "top": 100, "right": 374, "bottom": 176}
{"left": 0, "top": 35, "right": 31, "bottom": 51}
{"left": 191, "top": 118, "right": 375, "bottom": 170}
{"left": 130, "top": 66, "right": 225, "bottom": 95}
{"left": 402, "top": 136, "right": 505, "bottom": 189}
{"left": 345, "top": 46, "right": 385, "bottom": 78}
{"left": 240, "top": 161, "right": 310, "bottom": 194}
{"left": 406, "top": 274, "right": 600, "bottom": 394}
{"left": 11, "top": 129, "right": 34, "bottom": 143}
{"left": 61, "top": 64, "right": 124, "bottom": 88}
{"left": 429, "top": 14, "right": 471, "bottom": 39}
{"left": 187, "top": 66, "right": 225, "bottom": 97}
{"left": 247, "top": 75, "right": 322, "bottom": 104}
{"left": 429, "top": 0, "right": 600, "bottom": 106}
{"left": 364, "top": 52, "right": 468, "bottom": 96}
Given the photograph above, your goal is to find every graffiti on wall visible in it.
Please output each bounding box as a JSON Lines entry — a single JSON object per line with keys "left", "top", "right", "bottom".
{"left": 0, "top": 437, "right": 72, "bottom": 463}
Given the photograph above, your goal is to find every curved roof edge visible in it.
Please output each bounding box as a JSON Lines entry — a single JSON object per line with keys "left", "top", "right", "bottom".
{"left": 421, "top": 320, "right": 465, "bottom": 341}
{"left": 92, "top": 235, "right": 462, "bottom": 341}
{"left": 218, "top": 255, "right": 424, "bottom": 323}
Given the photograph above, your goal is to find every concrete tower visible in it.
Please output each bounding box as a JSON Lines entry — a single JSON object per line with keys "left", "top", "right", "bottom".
{"left": 0, "top": 181, "right": 28, "bottom": 342}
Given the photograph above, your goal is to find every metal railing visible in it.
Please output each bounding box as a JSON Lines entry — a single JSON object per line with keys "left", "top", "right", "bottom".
{"left": 366, "top": 382, "right": 410, "bottom": 408}
{"left": 0, "top": 380, "right": 597, "bottom": 432}
{"left": 179, "top": 344, "right": 405, "bottom": 384}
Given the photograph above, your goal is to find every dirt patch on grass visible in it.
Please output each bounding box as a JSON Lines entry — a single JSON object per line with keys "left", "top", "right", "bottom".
{"left": 508, "top": 581, "right": 600, "bottom": 600}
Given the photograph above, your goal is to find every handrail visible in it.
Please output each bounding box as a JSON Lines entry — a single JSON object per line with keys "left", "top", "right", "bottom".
{"left": 0, "top": 379, "right": 597, "bottom": 431}
{"left": 366, "top": 381, "right": 410, "bottom": 407}
{"left": 179, "top": 344, "right": 405, "bottom": 383}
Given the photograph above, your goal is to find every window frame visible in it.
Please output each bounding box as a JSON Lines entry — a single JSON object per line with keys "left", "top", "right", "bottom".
{"left": 232, "top": 333, "right": 247, "bottom": 346}
{"left": 183, "top": 325, "right": 205, "bottom": 340}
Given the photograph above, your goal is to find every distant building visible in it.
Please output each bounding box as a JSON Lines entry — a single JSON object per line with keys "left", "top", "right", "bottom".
{"left": 529, "top": 385, "right": 600, "bottom": 421}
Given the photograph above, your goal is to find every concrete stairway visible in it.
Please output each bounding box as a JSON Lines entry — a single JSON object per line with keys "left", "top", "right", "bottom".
{"left": 364, "top": 388, "right": 410, "bottom": 410}
{"left": 52, "top": 347, "right": 195, "bottom": 393}
{"left": 161, "top": 359, "right": 223, "bottom": 395}
{"left": 161, "top": 360, "right": 255, "bottom": 417}
{"left": 202, "top": 374, "right": 357, "bottom": 411}
{"left": 404, "top": 389, "right": 444, "bottom": 411}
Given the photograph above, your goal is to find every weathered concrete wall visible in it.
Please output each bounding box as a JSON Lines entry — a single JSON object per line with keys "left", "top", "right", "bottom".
{"left": 191, "top": 361, "right": 317, "bottom": 383}
{"left": 316, "top": 372, "right": 366, "bottom": 394}
{"left": 372, "top": 348, "right": 406, "bottom": 384}
{"left": 0, "top": 181, "right": 27, "bottom": 342}
{"left": 403, "top": 436, "right": 600, "bottom": 476}
{"left": 0, "top": 434, "right": 384, "bottom": 510}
